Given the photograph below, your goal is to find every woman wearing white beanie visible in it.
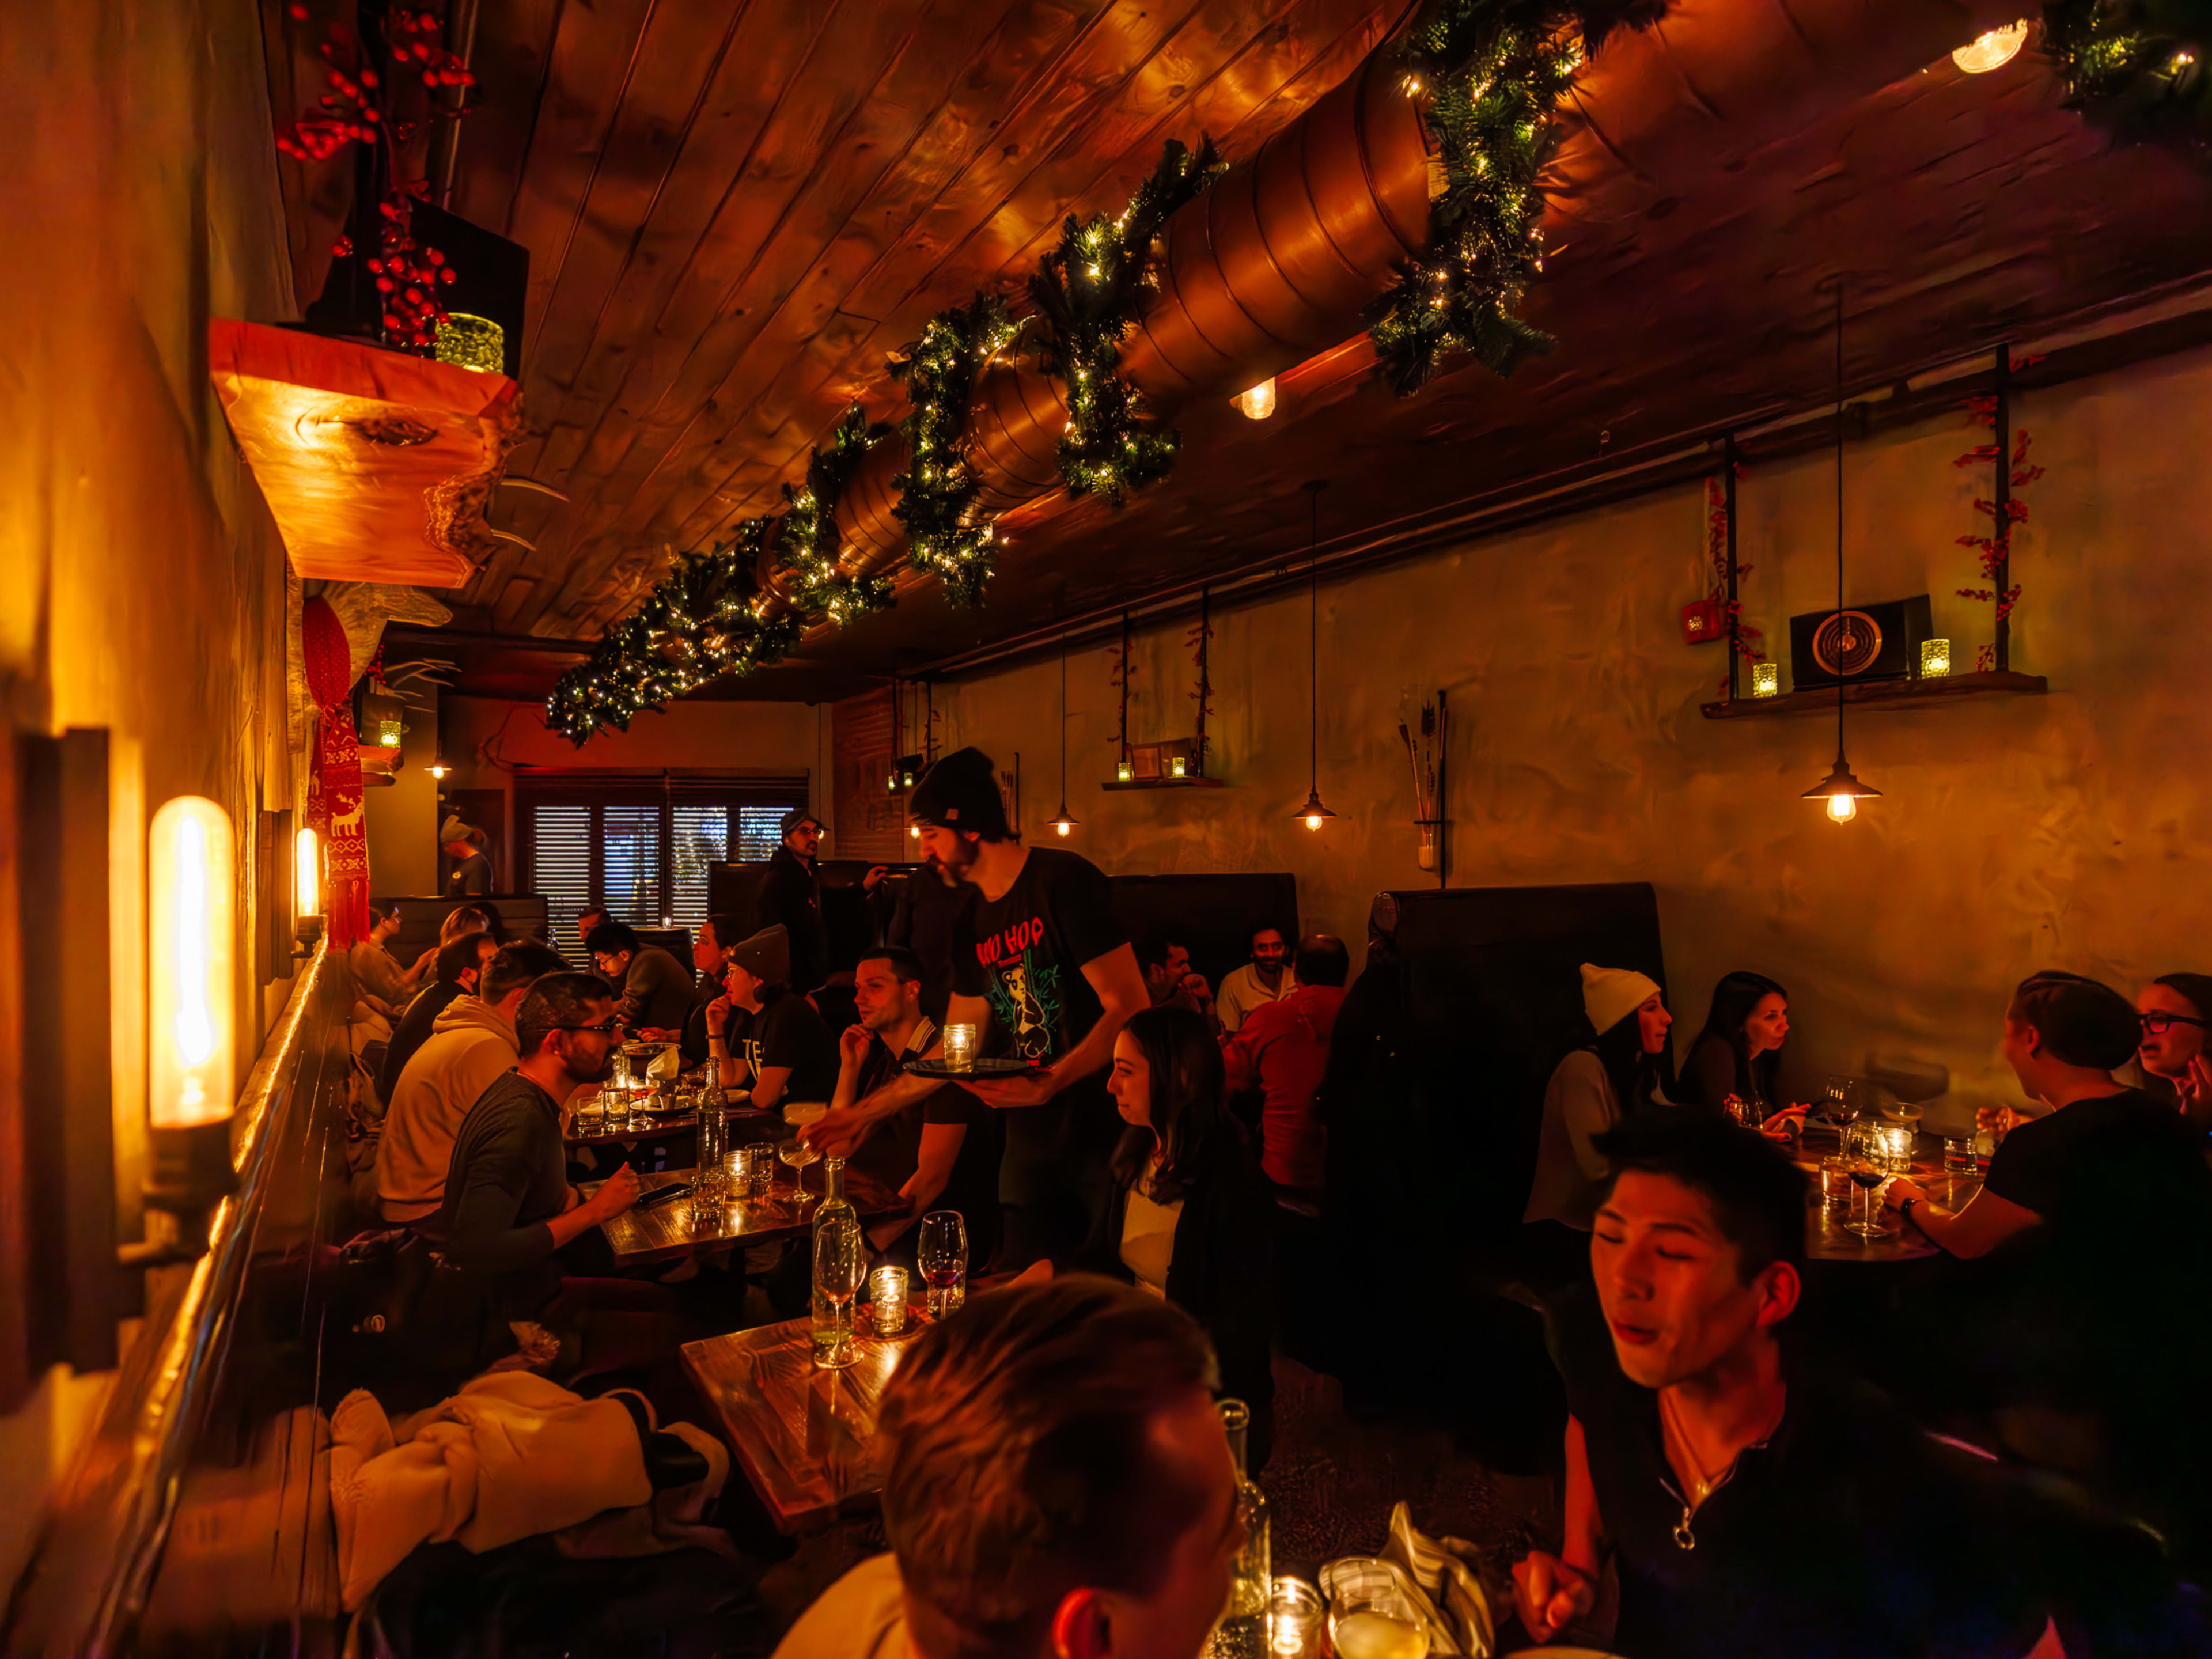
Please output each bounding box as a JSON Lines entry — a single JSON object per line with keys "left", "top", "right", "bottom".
{"left": 1522, "top": 964, "right": 1674, "bottom": 1286}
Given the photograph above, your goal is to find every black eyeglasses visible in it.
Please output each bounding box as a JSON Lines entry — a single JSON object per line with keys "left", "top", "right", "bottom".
{"left": 548, "top": 1019, "right": 623, "bottom": 1035}
{"left": 2142, "top": 1011, "right": 2208, "bottom": 1036}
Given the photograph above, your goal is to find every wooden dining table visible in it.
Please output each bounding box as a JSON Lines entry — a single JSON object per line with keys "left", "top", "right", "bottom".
{"left": 681, "top": 1275, "right": 1006, "bottom": 1533}
{"left": 1797, "top": 1131, "right": 1983, "bottom": 1263}
{"left": 680, "top": 1305, "right": 925, "bottom": 1534}
{"left": 595, "top": 1163, "right": 906, "bottom": 1267}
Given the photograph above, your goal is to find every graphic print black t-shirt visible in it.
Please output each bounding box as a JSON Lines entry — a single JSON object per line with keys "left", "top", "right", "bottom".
{"left": 952, "top": 847, "right": 1124, "bottom": 1065}
{"left": 951, "top": 848, "right": 1127, "bottom": 1203}
{"left": 725, "top": 986, "right": 840, "bottom": 1104}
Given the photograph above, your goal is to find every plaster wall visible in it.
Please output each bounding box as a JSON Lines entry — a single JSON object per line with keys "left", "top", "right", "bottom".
{"left": 363, "top": 683, "right": 442, "bottom": 896}
{"left": 0, "top": 0, "right": 301, "bottom": 1599}
{"left": 935, "top": 345, "right": 2212, "bottom": 1124}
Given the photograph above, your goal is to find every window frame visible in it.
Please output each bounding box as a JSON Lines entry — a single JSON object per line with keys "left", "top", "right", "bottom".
{"left": 516, "top": 770, "right": 809, "bottom": 927}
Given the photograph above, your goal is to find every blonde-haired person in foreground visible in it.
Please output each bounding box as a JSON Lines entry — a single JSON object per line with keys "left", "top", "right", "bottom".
{"left": 773, "top": 1274, "right": 1244, "bottom": 1659}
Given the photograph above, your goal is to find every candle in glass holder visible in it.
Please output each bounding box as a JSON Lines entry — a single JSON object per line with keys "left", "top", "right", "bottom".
{"left": 1266, "top": 1576, "right": 1323, "bottom": 1657}
{"left": 1752, "top": 662, "right": 1780, "bottom": 698}
{"left": 1877, "top": 1123, "right": 1915, "bottom": 1172}
{"left": 941, "top": 1022, "right": 979, "bottom": 1071}
{"left": 870, "top": 1266, "right": 910, "bottom": 1334}
{"left": 1920, "top": 637, "right": 1952, "bottom": 679}
{"left": 1171, "top": 754, "right": 1188, "bottom": 778}
{"left": 1116, "top": 758, "right": 1133, "bottom": 783}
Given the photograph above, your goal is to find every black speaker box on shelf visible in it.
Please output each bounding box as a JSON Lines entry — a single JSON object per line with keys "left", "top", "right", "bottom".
{"left": 1788, "top": 594, "right": 1935, "bottom": 690}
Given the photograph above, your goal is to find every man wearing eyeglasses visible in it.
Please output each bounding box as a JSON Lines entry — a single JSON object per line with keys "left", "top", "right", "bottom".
{"left": 426, "top": 972, "right": 652, "bottom": 1384}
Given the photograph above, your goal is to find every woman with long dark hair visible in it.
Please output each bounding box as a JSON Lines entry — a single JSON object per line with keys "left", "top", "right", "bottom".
{"left": 1680, "top": 970, "right": 1790, "bottom": 1121}
{"left": 1074, "top": 1004, "right": 1278, "bottom": 1463}
{"left": 1522, "top": 964, "right": 1672, "bottom": 1286}
{"left": 2136, "top": 972, "right": 2212, "bottom": 1131}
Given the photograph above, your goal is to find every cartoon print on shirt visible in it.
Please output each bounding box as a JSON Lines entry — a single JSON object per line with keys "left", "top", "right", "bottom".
{"left": 985, "top": 950, "right": 1062, "bottom": 1061}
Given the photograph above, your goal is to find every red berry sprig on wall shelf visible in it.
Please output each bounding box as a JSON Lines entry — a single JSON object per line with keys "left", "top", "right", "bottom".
{"left": 275, "top": 4, "right": 475, "bottom": 357}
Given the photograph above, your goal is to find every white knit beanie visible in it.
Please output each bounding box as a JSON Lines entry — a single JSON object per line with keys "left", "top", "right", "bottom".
{"left": 1582, "top": 963, "right": 1663, "bottom": 1037}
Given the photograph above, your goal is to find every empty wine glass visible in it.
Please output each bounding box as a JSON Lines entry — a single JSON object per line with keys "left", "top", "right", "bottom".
{"left": 810, "top": 1215, "right": 865, "bottom": 1370}
{"left": 777, "top": 1134, "right": 821, "bottom": 1200}
{"left": 918, "top": 1210, "right": 968, "bottom": 1318}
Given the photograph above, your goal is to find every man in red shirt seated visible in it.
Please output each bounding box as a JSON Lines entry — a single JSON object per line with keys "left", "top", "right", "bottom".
{"left": 1221, "top": 934, "right": 1349, "bottom": 1203}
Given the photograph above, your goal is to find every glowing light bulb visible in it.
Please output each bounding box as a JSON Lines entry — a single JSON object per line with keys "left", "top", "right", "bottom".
{"left": 1952, "top": 20, "right": 2029, "bottom": 74}
{"left": 150, "top": 797, "right": 236, "bottom": 1130}
{"left": 1233, "top": 378, "right": 1277, "bottom": 420}
{"left": 1304, "top": 812, "right": 1324, "bottom": 832}
{"left": 428, "top": 762, "right": 448, "bottom": 779}
{"left": 1055, "top": 819, "right": 1072, "bottom": 836}
{"left": 1826, "top": 791, "right": 1858, "bottom": 824}
{"left": 909, "top": 824, "right": 921, "bottom": 839}
{"left": 294, "top": 825, "right": 322, "bottom": 921}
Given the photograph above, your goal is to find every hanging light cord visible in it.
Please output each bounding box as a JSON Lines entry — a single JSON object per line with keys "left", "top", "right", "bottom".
{"left": 1309, "top": 485, "right": 1320, "bottom": 785}
{"left": 1834, "top": 282, "right": 1846, "bottom": 764}
{"left": 1059, "top": 633, "right": 1068, "bottom": 800}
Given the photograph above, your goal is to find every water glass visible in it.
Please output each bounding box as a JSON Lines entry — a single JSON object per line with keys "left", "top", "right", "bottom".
{"left": 736, "top": 1144, "right": 772, "bottom": 1195}
{"left": 941, "top": 1022, "right": 979, "bottom": 1072}
{"left": 1319, "top": 1559, "right": 1430, "bottom": 1659}
{"left": 918, "top": 1210, "right": 968, "bottom": 1317}
{"left": 870, "top": 1266, "right": 910, "bottom": 1334}
{"left": 1819, "top": 1153, "right": 1852, "bottom": 1210}
{"left": 1944, "top": 1136, "right": 1978, "bottom": 1173}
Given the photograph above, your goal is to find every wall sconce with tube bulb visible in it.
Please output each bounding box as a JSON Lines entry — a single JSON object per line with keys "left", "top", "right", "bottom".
{"left": 294, "top": 824, "right": 324, "bottom": 953}
{"left": 134, "top": 796, "right": 240, "bottom": 1260}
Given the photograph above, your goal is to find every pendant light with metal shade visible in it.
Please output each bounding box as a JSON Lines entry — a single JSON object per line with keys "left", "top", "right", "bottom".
{"left": 1294, "top": 480, "right": 1336, "bottom": 831}
{"left": 1803, "top": 283, "right": 1882, "bottom": 824}
{"left": 1050, "top": 631, "right": 1078, "bottom": 836}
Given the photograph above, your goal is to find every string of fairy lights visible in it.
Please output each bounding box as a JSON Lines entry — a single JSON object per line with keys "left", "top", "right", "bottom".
{"left": 550, "top": 1, "right": 2192, "bottom": 744}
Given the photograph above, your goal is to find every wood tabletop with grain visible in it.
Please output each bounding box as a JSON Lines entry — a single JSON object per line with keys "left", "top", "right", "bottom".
{"left": 681, "top": 1309, "right": 927, "bottom": 1535}
{"left": 1798, "top": 1134, "right": 1983, "bottom": 1264}
{"left": 597, "top": 1164, "right": 906, "bottom": 1266}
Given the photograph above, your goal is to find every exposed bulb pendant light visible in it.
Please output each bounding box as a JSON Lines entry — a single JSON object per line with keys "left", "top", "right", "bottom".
{"left": 1803, "top": 283, "right": 1882, "bottom": 825}
{"left": 1233, "top": 377, "right": 1278, "bottom": 420}
{"left": 1294, "top": 481, "right": 1335, "bottom": 831}
{"left": 1051, "top": 631, "right": 1078, "bottom": 836}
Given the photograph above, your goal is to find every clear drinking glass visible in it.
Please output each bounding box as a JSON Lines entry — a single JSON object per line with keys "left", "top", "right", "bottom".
{"left": 810, "top": 1215, "right": 865, "bottom": 1369}
{"left": 1320, "top": 1559, "right": 1430, "bottom": 1659}
{"left": 941, "top": 1023, "right": 979, "bottom": 1071}
{"left": 870, "top": 1266, "right": 910, "bottom": 1334}
{"left": 736, "top": 1143, "right": 771, "bottom": 1196}
{"left": 917, "top": 1210, "right": 968, "bottom": 1318}
{"left": 777, "top": 1134, "right": 821, "bottom": 1199}
{"left": 1944, "top": 1136, "right": 1977, "bottom": 1173}
{"left": 1266, "top": 1577, "right": 1324, "bottom": 1657}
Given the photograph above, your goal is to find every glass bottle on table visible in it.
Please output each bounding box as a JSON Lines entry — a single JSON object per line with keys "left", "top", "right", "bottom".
{"left": 1220, "top": 1399, "right": 1271, "bottom": 1619}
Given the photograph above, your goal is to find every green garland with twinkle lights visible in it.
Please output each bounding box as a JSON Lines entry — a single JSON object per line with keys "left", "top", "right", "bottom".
{"left": 889, "top": 294, "right": 1024, "bottom": 608}
{"left": 1366, "top": 0, "right": 1664, "bottom": 395}
{"left": 1029, "top": 138, "right": 1224, "bottom": 504}
{"left": 2044, "top": 1, "right": 2212, "bottom": 154}
{"left": 546, "top": 517, "right": 804, "bottom": 743}
{"left": 775, "top": 405, "right": 896, "bottom": 626}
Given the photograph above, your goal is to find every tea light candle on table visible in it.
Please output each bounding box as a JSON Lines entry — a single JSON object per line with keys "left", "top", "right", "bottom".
{"left": 1876, "top": 1123, "right": 1915, "bottom": 1172}
{"left": 1266, "top": 1576, "right": 1323, "bottom": 1656}
{"left": 871, "top": 1266, "right": 909, "bottom": 1334}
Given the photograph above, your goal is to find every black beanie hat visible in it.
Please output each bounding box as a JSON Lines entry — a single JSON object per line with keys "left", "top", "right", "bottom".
{"left": 909, "top": 747, "right": 1010, "bottom": 839}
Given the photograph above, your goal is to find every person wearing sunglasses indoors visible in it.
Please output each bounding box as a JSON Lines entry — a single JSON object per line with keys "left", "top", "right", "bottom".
{"left": 1522, "top": 964, "right": 1674, "bottom": 1290}
{"left": 2135, "top": 972, "right": 2212, "bottom": 1132}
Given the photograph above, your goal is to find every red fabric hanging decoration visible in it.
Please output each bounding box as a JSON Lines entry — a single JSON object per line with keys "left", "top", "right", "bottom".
{"left": 302, "top": 596, "right": 373, "bottom": 947}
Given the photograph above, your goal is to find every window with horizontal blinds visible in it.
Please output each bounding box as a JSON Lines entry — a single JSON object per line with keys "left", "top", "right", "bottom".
{"left": 517, "top": 772, "right": 807, "bottom": 929}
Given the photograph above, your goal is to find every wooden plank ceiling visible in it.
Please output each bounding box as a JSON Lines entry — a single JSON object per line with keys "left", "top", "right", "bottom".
{"left": 264, "top": 0, "right": 1406, "bottom": 644}
{"left": 262, "top": 2, "right": 2212, "bottom": 704}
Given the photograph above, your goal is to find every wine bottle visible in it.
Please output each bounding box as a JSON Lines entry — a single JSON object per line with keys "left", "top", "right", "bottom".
{"left": 810, "top": 1157, "right": 862, "bottom": 1369}
{"left": 1221, "top": 1399, "right": 1270, "bottom": 1616}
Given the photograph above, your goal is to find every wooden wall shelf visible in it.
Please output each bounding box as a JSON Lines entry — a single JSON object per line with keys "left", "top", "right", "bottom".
{"left": 1101, "top": 776, "right": 1226, "bottom": 791}
{"left": 1702, "top": 670, "right": 2047, "bottom": 720}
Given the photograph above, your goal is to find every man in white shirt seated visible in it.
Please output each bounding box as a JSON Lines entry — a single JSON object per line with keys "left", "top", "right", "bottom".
{"left": 774, "top": 1276, "right": 1244, "bottom": 1659}
{"left": 1214, "top": 923, "right": 1297, "bottom": 1034}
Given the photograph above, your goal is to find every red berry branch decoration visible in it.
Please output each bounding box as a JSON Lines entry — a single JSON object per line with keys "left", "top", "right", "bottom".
{"left": 1952, "top": 357, "right": 2046, "bottom": 636}
{"left": 274, "top": 4, "right": 476, "bottom": 354}
{"left": 1705, "top": 467, "right": 1764, "bottom": 695}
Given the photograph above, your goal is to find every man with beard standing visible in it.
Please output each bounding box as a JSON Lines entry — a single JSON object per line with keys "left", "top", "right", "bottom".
{"left": 762, "top": 808, "right": 832, "bottom": 995}
{"left": 807, "top": 747, "right": 1145, "bottom": 1270}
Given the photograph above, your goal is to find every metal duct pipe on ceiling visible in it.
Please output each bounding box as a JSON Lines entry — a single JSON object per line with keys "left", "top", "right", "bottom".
{"left": 793, "top": 0, "right": 2027, "bottom": 609}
